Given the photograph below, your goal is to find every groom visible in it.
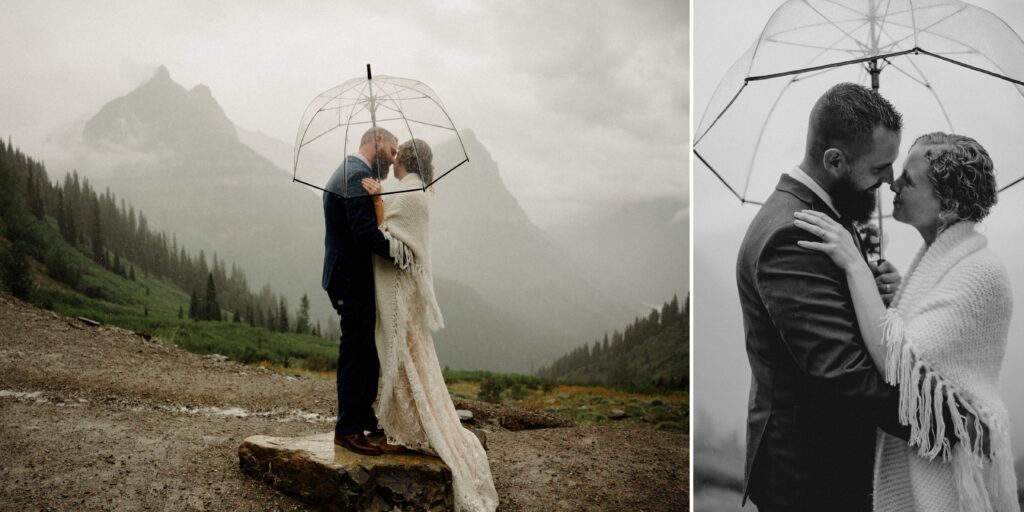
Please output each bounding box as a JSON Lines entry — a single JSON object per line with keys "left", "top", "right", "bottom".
{"left": 323, "top": 127, "right": 411, "bottom": 456}
{"left": 736, "top": 83, "right": 911, "bottom": 511}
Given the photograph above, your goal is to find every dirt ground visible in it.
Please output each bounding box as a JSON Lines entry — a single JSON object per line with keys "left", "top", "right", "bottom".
{"left": 0, "top": 294, "right": 689, "bottom": 511}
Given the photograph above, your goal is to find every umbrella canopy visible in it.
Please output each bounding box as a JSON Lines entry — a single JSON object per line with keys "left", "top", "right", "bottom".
{"left": 293, "top": 65, "right": 468, "bottom": 198}
{"left": 695, "top": 0, "right": 1024, "bottom": 216}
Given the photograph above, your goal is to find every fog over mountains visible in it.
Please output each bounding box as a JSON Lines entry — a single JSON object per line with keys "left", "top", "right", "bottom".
{"left": 44, "top": 66, "right": 685, "bottom": 373}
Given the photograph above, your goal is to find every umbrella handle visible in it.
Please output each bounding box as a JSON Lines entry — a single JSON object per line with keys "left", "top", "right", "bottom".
{"left": 367, "top": 63, "right": 372, "bottom": 80}
{"left": 876, "top": 186, "right": 884, "bottom": 262}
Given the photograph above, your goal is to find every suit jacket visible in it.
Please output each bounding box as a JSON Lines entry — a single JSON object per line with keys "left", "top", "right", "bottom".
{"left": 322, "top": 155, "right": 393, "bottom": 304}
{"left": 735, "top": 174, "right": 908, "bottom": 511}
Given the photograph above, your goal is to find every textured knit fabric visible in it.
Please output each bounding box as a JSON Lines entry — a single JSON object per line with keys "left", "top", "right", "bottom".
{"left": 371, "top": 173, "right": 499, "bottom": 512}
{"left": 873, "top": 221, "right": 1019, "bottom": 512}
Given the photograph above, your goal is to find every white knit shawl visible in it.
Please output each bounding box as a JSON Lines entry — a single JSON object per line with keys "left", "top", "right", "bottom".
{"left": 371, "top": 173, "right": 444, "bottom": 444}
{"left": 873, "top": 222, "right": 1019, "bottom": 512}
{"left": 370, "top": 175, "right": 499, "bottom": 512}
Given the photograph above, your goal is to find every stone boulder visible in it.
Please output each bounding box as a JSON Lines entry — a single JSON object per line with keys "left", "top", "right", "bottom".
{"left": 238, "top": 433, "right": 453, "bottom": 511}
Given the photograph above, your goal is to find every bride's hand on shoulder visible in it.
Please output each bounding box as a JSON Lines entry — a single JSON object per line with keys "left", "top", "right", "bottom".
{"left": 793, "top": 210, "right": 861, "bottom": 271}
{"left": 361, "top": 177, "right": 382, "bottom": 195}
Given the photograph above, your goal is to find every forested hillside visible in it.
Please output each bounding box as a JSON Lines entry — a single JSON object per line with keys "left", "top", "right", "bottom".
{"left": 537, "top": 294, "right": 689, "bottom": 391}
{"left": 0, "top": 138, "right": 337, "bottom": 368}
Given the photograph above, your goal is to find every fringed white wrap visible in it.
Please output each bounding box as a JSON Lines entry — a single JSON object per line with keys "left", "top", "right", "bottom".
{"left": 873, "top": 222, "right": 1018, "bottom": 512}
{"left": 370, "top": 173, "right": 498, "bottom": 512}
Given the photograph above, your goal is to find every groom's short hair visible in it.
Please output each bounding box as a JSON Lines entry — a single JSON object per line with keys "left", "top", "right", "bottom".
{"left": 808, "top": 83, "right": 903, "bottom": 163}
{"left": 360, "top": 126, "right": 397, "bottom": 146}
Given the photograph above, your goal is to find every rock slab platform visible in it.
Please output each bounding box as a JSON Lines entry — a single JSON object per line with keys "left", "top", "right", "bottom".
{"left": 238, "top": 433, "right": 453, "bottom": 511}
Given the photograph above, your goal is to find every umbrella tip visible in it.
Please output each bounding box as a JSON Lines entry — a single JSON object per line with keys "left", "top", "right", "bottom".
{"left": 366, "top": 64, "right": 372, "bottom": 80}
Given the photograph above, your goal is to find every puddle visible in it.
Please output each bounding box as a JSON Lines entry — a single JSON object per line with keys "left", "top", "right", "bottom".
{"left": 1, "top": 389, "right": 331, "bottom": 423}
{"left": 0, "top": 390, "right": 45, "bottom": 401}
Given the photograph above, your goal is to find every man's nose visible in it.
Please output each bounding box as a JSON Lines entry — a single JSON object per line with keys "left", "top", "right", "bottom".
{"left": 882, "top": 168, "right": 895, "bottom": 184}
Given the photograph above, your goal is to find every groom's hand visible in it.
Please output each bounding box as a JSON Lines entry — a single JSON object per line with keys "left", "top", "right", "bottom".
{"left": 870, "top": 260, "right": 900, "bottom": 307}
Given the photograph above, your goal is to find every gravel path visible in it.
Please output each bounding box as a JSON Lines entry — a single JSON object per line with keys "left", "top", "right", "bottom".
{"left": 0, "top": 294, "right": 689, "bottom": 511}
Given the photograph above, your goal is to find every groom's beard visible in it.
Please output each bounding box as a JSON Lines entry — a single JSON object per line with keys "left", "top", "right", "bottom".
{"left": 371, "top": 156, "right": 391, "bottom": 180}
{"left": 831, "top": 173, "right": 877, "bottom": 223}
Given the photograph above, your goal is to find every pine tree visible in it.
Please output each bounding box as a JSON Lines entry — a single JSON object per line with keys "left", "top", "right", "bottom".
{"left": 178, "top": 305, "right": 184, "bottom": 319}
{"left": 204, "top": 273, "right": 220, "bottom": 321}
{"left": 232, "top": 309, "right": 240, "bottom": 323}
{"left": 1, "top": 243, "right": 34, "bottom": 299}
{"left": 90, "top": 198, "right": 105, "bottom": 265}
{"left": 295, "top": 294, "right": 310, "bottom": 334}
{"left": 278, "top": 297, "right": 289, "bottom": 332}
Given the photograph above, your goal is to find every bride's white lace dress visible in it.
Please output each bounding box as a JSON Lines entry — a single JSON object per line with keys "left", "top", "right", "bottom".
{"left": 371, "top": 173, "right": 498, "bottom": 512}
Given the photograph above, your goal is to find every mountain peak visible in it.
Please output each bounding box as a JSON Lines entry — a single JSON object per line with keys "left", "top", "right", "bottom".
{"left": 189, "top": 84, "right": 213, "bottom": 98}
{"left": 151, "top": 65, "right": 172, "bottom": 84}
{"left": 82, "top": 66, "right": 239, "bottom": 154}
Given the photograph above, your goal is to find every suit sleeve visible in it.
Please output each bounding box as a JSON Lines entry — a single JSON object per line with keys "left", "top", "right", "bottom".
{"left": 343, "top": 170, "right": 394, "bottom": 262}
{"left": 756, "top": 223, "right": 909, "bottom": 439}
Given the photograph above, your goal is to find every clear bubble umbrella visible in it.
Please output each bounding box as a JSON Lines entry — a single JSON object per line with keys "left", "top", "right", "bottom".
{"left": 293, "top": 65, "right": 468, "bottom": 198}
{"left": 694, "top": 0, "right": 1024, "bottom": 259}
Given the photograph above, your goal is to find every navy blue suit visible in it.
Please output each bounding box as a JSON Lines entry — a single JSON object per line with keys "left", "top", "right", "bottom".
{"left": 323, "top": 155, "right": 393, "bottom": 435}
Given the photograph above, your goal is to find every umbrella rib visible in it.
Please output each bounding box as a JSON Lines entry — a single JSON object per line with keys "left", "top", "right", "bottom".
{"left": 916, "top": 48, "right": 1024, "bottom": 87}
{"left": 766, "top": 16, "right": 872, "bottom": 38}
{"left": 818, "top": 0, "right": 868, "bottom": 19}
{"left": 404, "top": 118, "right": 460, "bottom": 131}
{"left": 319, "top": 79, "right": 367, "bottom": 102}
{"left": 317, "top": 101, "right": 362, "bottom": 113}
{"left": 883, "top": 59, "right": 930, "bottom": 88}
{"left": 300, "top": 101, "right": 369, "bottom": 148}
{"left": 693, "top": 150, "right": 750, "bottom": 204}
{"left": 803, "top": 1, "right": 872, "bottom": 53}
{"left": 695, "top": 82, "right": 748, "bottom": 145}
{"left": 998, "top": 175, "right": 1024, "bottom": 193}
{"left": 870, "top": 6, "right": 970, "bottom": 54}
{"left": 747, "top": 48, "right": 917, "bottom": 81}
{"left": 791, "top": 65, "right": 844, "bottom": 82}
{"left": 874, "top": 0, "right": 897, "bottom": 52}
{"left": 741, "top": 76, "right": 795, "bottom": 200}
{"left": 887, "top": 60, "right": 956, "bottom": 131}
{"left": 299, "top": 125, "right": 341, "bottom": 149}
{"left": 430, "top": 158, "right": 470, "bottom": 188}
{"left": 762, "top": 37, "right": 866, "bottom": 53}
{"left": 373, "top": 79, "right": 469, "bottom": 188}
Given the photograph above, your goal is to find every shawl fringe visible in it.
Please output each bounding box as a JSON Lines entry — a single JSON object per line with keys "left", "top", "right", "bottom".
{"left": 882, "top": 311, "right": 1016, "bottom": 512}
{"left": 875, "top": 222, "right": 1017, "bottom": 512}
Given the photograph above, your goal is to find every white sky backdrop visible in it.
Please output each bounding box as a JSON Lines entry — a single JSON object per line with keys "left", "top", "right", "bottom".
{"left": 694, "top": 0, "right": 1024, "bottom": 457}
{"left": 0, "top": 0, "right": 688, "bottom": 232}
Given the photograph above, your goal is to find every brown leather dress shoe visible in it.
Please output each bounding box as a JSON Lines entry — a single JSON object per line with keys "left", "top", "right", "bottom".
{"left": 366, "top": 430, "right": 407, "bottom": 455}
{"left": 334, "top": 432, "right": 381, "bottom": 456}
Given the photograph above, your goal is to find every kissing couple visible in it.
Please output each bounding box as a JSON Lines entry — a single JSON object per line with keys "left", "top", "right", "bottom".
{"left": 738, "top": 83, "right": 1019, "bottom": 511}
{"left": 322, "top": 127, "right": 498, "bottom": 511}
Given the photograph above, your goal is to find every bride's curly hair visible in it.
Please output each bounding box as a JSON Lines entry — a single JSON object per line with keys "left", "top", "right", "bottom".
{"left": 397, "top": 138, "right": 434, "bottom": 185}
{"left": 914, "top": 132, "right": 998, "bottom": 223}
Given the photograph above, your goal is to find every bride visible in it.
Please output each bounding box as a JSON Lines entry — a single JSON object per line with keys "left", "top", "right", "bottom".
{"left": 794, "top": 132, "right": 1019, "bottom": 511}
{"left": 360, "top": 138, "right": 499, "bottom": 512}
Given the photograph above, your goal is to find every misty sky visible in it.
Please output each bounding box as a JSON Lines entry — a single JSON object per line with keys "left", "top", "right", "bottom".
{"left": 0, "top": 0, "right": 688, "bottom": 233}
{"left": 694, "top": 0, "right": 1024, "bottom": 457}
